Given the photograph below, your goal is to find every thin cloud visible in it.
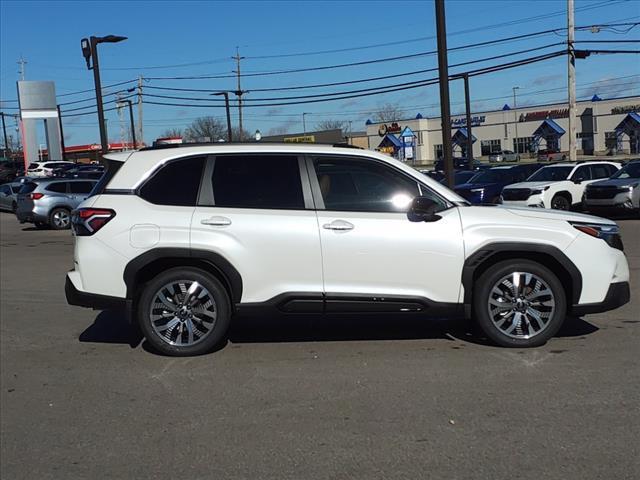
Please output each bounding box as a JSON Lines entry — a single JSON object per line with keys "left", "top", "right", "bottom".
{"left": 531, "top": 74, "right": 562, "bottom": 86}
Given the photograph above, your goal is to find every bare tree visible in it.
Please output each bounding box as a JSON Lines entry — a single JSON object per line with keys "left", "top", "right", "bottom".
{"left": 372, "top": 103, "right": 405, "bottom": 122}
{"left": 184, "top": 117, "right": 226, "bottom": 142}
{"left": 231, "top": 126, "right": 252, "bottom": 142}
{"left": 160, "top": 128, "right": 184, "bottom": 138}
{"left": 315, "top": 119, "right": 346, "bottom": 131}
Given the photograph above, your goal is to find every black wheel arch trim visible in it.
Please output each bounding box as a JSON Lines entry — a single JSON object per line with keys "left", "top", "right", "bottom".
{"left": 123, "top": 248, "right": 243, "bottom": 305}
{"left": 462, "top": 242, "right": 582, "bottom": 314}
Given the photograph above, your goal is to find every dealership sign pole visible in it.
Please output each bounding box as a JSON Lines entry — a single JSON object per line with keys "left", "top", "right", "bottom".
{"left": 568, "top": 0, "right": 577, "bottom": 161}
{"left": 435, "top": 0, "right": 454, "bottom": 188}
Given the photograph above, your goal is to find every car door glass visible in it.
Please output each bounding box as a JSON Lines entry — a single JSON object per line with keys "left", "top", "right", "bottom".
{"left": 589, "top": 165, "right": 610, "bottom": 180}
{"left": 571, "top": 166, "right": 591, "bottom": 182}
{"left": 140, "top": 156, "right": 206, "bottom": 206}
{"left": 69, "top": 181, "right": 96, "bottom": 194}
{"left": 211, "top": 154, "right": 304, "bottom": 209}
{"left": 45, "top": 182, "right": 68, "bottom": 193}
{"left": 313, "top": 157, "right": 441, "bottom": 213}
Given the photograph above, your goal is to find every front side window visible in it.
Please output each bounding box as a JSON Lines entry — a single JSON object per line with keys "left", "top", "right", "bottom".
{"left": 571, "top": 166, "right": 591, "bottom": 182}
{"left": 211, "top": 155, "right": 304, "bottom": 209}
{"left": 140, "top": 156, "right": 206, "bottom": 206}
{"left": 313, "top": 156, "right": 440, "bottom": 213}
{"left": 528, "top": 166, "right": 573, "bottom": 182}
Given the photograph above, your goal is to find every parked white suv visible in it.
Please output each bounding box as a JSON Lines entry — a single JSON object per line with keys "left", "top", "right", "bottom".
{"left": 27, "top": 161, "right": 75, "bottom": 178}
{"left": 66, "top": 145, "right": 630, "bottom": 356}
{"left": 501, "top": 161, "right": 621, "bottom": 210}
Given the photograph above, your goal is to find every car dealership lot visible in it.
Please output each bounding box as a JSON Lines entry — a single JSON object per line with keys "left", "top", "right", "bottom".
{"left": 1, "top": 212, "right": 638, "bottom": 479}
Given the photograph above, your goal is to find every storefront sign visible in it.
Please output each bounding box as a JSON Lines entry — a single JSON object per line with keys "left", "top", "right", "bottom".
{"left": 283, "top": 135, "right": 315, "bottom": 143}
{"left": 519, "top": 109, "right": 568, "bottom": 122}
{"left": 378, "top": 122, "right": 402, "bottom": 136}
{"left": 611, "top": 104, "right": 640, "bottom": 115}
{"left": 450, "top": 115, "right": 485, "bottom": 127}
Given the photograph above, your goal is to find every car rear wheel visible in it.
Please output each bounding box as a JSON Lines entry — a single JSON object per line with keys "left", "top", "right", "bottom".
{"left": 551, "top": 194, "right": 571, "bottom": 210}
{"left": 137, "top": 267, "right": 231, "bottom": 356}
{"left": 473, "top": 260, "right": 566, "bottom": 347}
{"left": 49, "top": 208, "right": 71, "bottom": 230}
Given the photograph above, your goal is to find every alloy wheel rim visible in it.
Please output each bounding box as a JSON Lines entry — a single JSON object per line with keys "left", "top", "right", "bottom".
{"left": 150, "top": 280, "right": 217, "bottom": 347}
{"left": 552, "top": 198, "right": 568, "bottom": 210}
{"left": 53, "top": 210, "right": 70, "bottom": 227}
{"left": 487, "top": 271, "right": 556, "bottom": 340}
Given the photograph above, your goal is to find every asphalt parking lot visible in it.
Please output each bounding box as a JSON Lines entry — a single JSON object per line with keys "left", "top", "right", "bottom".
{"left": 1, "top": 212, "right": 638, "bottom": 479}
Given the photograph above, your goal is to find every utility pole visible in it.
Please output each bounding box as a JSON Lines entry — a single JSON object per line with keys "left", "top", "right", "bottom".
{"left": 0, "top": 113, "right": 9, "bottom": 154}
{"left": 17, "top": 56, "right": 27, "bottom": 80}
{"left": 435, "top": 0, "right": 454, "bottom": 188}
{"left": 513, "top": 86, "right": 520, "bottom": 152}
{"left": 463, "top": 73, "right": 474, "bottom": 169}
{"left": 232, "top": 47, "right": 245, "bottom": 140}
{"left": 568, "top": 0, "right": 577, "bottom": 161}
{"left": 56, "top": 105, "right": 66, "bottom": 160}
{"left": 303, "top": 112, "right": 308, "bottom": 136}
{"left": 137, "top": 75, "right": 144, "bottom": 146}
{"left": 211, "top": 92, "right": 232, "bottom": 142}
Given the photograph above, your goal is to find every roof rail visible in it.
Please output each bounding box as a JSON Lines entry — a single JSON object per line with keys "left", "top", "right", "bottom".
{"left": 139, "top": 141, "right": 363, "bottom": 152}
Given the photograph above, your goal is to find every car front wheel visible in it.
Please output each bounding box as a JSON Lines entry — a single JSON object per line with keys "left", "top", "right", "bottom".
{"left": 137, "top": 267, "right": 231, "bottom": 356}
{"left": 473, "top": 260, "right": 567, "bottom": 347}
{"left": 551, "top": 194, "right": 571, "bottom": 210}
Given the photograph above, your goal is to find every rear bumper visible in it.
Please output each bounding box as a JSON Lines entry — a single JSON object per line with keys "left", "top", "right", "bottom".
{"left": 65, "top": 273, "right": 127, "bottom": 311}
{"left": 570, "top": 281, "right": 630, "bottom": 316}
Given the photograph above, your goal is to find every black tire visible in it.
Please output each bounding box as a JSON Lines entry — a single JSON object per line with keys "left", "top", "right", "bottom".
{"left": 137, "top": 267, "right": 231, "bottom": 356}
{"left": 473, "top": 260, "right": 567, "bottom": 347}
{"left": 551, "top": 194, "right": 571, "bottom": 211}
{"left": 49, "top": 207, "right": 71, "bottom": 230}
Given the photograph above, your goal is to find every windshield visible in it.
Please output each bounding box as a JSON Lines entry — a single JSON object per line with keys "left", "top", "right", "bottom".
{"left": 610, "top": 162, "right": 640, "bottom": 179}
{"left": 527, "top": 166, "right": 573, "bottom": 182}
{"left": 469, "top": 169, "right": 515, "bottom": 184}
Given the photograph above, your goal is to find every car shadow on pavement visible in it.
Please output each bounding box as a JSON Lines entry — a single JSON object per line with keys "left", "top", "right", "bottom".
{"left": 78, "top": 310, "right": 599, "bottom": 353}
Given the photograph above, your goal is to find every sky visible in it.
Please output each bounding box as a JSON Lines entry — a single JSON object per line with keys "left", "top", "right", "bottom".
{"left": 1, "top": 0, "right": 639, "bottom": 146}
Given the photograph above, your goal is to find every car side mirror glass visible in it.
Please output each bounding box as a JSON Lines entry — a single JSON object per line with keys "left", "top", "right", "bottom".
{"left": 572, "top": 178, "right": 583, "bottom": 184}
{"left": 407, "top": 196, "right": 442, "bottom": 223}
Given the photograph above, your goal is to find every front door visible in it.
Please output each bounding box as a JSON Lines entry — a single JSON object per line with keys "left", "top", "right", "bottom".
{"left": 308, "top": 155, "right": 465, "bottom": 310}
{"left": 190, "top": 153, "right": 323, "bottom": 306}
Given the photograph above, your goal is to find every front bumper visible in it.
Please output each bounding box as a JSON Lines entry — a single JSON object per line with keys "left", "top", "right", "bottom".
{"left": 584, "top": 191, "right": 639, "bottom": 210}
{"left": 65, "top": 273, "right": 127, "bottom": 311}
{"left": 501, "top": 193, "right": 545, "bottom": 208}
{"left": 570, "top": 281, "right": 630, "bottom": 316}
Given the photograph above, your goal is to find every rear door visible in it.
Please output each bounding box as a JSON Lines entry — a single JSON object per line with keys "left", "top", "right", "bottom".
{"left": 190, "top": 153, "right": 323, "bottom": 306}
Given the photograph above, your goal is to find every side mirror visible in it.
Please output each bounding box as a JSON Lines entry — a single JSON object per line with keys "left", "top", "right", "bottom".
{"left": 572, "top": 178, "right": 583, "bottom": 184}
{"left": 407, "top": 196, "right": 442, "bottom": 223}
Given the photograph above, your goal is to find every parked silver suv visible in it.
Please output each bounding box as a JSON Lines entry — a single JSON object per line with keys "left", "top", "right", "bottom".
{"left": 16, "top": 178, "right": 97, "bottom": 229}
{"left": 583, "top": 160, "right": 640, "bottom": 217}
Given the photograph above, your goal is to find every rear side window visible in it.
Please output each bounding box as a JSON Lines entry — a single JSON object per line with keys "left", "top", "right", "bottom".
{"left": 46, "top": 182, "right": 68, "bottom": 193}
{"left": 19, "top": 182, "right": 38, "bottom": 194}
{"left": 211, "top": 155, "right": 304, "bottom": 209}
{"left": 69, "top": 181, "right": 95, "bottom": 194}
{"left": 27, "top": 163, "right": 40, "bottom": 170}
{"left": 140, "top": 156, "right": 206, "bottom": 206}
{"left": 590, "top": 164, "right": 611, "bottom": 180}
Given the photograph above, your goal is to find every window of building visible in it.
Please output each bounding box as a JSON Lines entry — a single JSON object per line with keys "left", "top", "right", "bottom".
{"left": 605, "top": 132, "right": 617, "bottom": 149}
{"left": 312, "top": 156, "right": 431, "bottom": 213}
{"left": 140, "top": 156, "right": 206, "bottom": 206}
{"left": 513, "top": 136, "right": 534, "bottom": 154}
{"left": 212, "top": 155, "right": 304, "bottom": 209}
{"left": 434, "top": 144, "right": 443, "bottom": 159}
{"left": 481, "top": 139, "right": 502, "bottom": 156}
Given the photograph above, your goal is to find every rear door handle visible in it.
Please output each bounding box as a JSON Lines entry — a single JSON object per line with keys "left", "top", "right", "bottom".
{"left": 323, "top": 220, "right": 354, "bottom": 231}
{"left": 201, "top": 216, "right": 232, "bottom": 226}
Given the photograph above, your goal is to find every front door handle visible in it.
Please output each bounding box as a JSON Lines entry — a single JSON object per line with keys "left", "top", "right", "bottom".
{"left": 323, "top": 220, "right": 354, "bottom": 231}
{"left": 201, "top": 216, "right": 232, "bottom": 226}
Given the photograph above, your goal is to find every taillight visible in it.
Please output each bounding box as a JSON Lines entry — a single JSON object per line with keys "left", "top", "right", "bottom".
{"left": 72, "top": 208, "right": 115, "bottom": 236}
{"left": 30, "top": 193, "right": 44, "bottom": 200}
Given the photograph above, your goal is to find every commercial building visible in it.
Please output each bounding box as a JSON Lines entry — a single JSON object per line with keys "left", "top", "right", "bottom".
{"left": 361, "top": 95, "right": 640, "bottom": 165}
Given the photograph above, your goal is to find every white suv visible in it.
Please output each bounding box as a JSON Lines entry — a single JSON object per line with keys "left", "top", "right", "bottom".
{"left": 65, "top": 145, "right": 630, "bottom": 356}
{"left": 501, "top": 161, "right": 620, "bottom": 210}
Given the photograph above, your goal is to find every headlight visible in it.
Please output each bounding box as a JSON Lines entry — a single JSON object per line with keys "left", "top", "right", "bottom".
{"left": 470, "top": 188, "right": 484, "bottom": 193}
{"left": 530, "top": 186, "right": 550, "bottom": 195}
{"left": 569, "top": 221, "right": 623, "bottom": 251}
{"left": 620, "top": 183, "right": 639, "bottom": 190}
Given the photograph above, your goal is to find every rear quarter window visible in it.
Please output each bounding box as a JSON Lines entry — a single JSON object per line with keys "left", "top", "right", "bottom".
{"left": 139, "top": 156, "right": 206, "bottom": 206}
{"left": 45, "top": 182, "right": 69, "bottom": 193}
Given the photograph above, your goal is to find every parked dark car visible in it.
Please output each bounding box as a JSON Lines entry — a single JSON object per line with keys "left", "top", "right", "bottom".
{"left": 58, "top": 165, "right": 105, "bottom": 180}
{"left": 0, "top": 182, "right": 22, "bottom": 212}
{"left": 433, "top": 157, "right": 486, "bottom": 171}
{"left": 420, "top": 169, "right": 478, "bottom": 186}
{"left": 454, "top": 163, "right": 543, "bottom": 204}
{"left": 0, "top": 161, "right": 24, "bottom": 183}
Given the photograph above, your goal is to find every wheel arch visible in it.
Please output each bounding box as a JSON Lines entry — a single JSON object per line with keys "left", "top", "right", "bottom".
{"left": 462, "top": 242, "right": 582, "bottom": 316}
{"left": 123, "top": 248, "right": 243, "bottom": 309}
{"left": 552, "top": 190, "right": 573, "bottom": 204}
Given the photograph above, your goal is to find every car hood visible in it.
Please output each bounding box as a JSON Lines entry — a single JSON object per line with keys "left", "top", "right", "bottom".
{"left": 503, "top": 181, "right": 558, "bottom": 190}
{"left": 499, "top": 205, "right": 616, "bottom": 225}
{"left": 587, "top": 178, "right": 640, "bottom": 187}
{"left": 455, "top": 182, "right": 500, "bottom": 191}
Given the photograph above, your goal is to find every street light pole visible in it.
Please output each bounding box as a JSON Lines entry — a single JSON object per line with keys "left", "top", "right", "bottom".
{"left": 56, "top": 105, "right": 66, "bottom": 160}
{"left": 211, "top": 92, "right": 232, "bottom": 142}
{"left": 568, "top": 0, "right": 577, "bottom": 161}
{"left": 463, "top": 73, "right": 473, "bottom": 169}
{"left": 512, "top": 86, "right": 520, "bottom": 153}
{"left": 81, "top": 35, "right": 128, "bottom": 157}
{"left": 435, "top": 0, "right": 454, "bottom": 188}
